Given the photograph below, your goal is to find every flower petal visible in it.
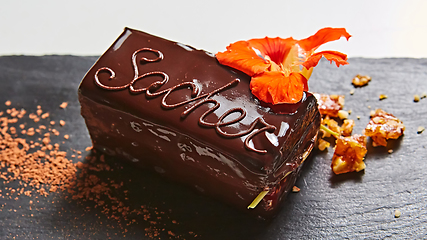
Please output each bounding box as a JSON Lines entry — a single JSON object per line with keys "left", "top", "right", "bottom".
{"left": 250, "top": 72, "right": 307, "bottom": 104}
{"left": 247, "top": 37, "right": 297, "bottom": 66}
{"left": 303, "top": 50, "right": 349, "bottom": 69}
{"left": 298, "top": 28, "right": 351, "bottom": 52}
{"left": 216, "top": 41, "right": 270, "bottom": 76}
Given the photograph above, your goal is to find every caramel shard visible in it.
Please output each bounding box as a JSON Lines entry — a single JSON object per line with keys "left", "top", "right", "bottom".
{"left": 331, "top": 135, "right": 367, "bottom": 174}
{"left": 364, "top": 109, "right": 405, "bottom": 147}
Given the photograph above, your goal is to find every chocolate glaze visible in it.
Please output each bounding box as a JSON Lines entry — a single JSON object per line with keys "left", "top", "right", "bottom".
{"left": 78, "top": 28, "right": 321, "bottom": 218}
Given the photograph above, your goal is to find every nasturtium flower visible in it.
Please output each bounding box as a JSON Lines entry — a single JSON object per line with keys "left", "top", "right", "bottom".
{"left": 216, "top": 27, "right": 351, "bottom": 104}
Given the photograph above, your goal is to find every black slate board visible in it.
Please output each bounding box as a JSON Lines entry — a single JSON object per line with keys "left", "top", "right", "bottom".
{"left": 0, "top": 56, "right": 426, "bottom": 239}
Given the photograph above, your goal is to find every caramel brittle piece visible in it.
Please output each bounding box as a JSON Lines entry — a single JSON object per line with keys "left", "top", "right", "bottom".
{"left": 331, "top": 135, "right": 367, "bottom": 174}
{"left": 364, "top": 109, "right": 405, "bottom": 147}
{"left": 320, "top": 116, "right": 340, "bottom": 138}
{"left": 314, "top": 93, "right": 345, "bottom": 117}
{"left": 341, "top": 119, "right": 355, "bottom": 137}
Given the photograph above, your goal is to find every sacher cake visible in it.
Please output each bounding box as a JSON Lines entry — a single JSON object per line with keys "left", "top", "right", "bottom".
{"left": 78, "top": 28, "right": 322, "bottom": 218}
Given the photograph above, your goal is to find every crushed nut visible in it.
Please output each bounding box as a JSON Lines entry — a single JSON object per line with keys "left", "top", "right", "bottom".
{"left": 417, "top": 126, "right": 425, "bottom": 134}
{"left": 414, "top": 94, "right": 420, "bottom": 102}
{"left": 317, "top": 138, "right": 330, "bottom": 151}
{"left": 338, "top": 110, "right": 349, "bottom": 120}
{"left": 394, "top": 209, "right": 401, "bottom": 218}
{"left": 352, "top": 74, "right": 371, "bottom": 87}
{"left": 379, "top": 94, "right": 388, "bottom": 100}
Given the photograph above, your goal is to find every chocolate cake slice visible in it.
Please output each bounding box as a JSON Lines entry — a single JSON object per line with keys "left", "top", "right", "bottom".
{"left": 78, "top": 28, "right": 321, "bottom": 218}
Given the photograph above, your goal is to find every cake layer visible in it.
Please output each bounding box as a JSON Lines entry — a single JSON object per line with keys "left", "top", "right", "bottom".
{"left": 78, "top": 28, "right": 321, "bottom": 217}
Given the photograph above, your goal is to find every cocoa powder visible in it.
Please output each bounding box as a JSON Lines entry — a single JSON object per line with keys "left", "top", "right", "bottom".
{"left": 0, "top": 101, "right": 190, "bottom": 239}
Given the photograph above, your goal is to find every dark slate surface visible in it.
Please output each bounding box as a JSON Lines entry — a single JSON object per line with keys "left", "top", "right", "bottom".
{"left": 0, "top": 56, "right": 426, "bottom": 239}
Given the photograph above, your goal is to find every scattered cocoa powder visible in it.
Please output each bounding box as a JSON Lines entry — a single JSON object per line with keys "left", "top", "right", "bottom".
{"left": 41, "top": 113, "right": 49, "bottom": 119}
{"left": 0, "top": 101, "right": 191, "bottom": 239}
{"left": 0, "top": 106, "right": 77, "bottom": 199}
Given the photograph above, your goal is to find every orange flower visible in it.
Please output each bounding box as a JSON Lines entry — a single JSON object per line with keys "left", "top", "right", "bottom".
{"left": 216, "top": 28, "right": 351, "bottom": 104}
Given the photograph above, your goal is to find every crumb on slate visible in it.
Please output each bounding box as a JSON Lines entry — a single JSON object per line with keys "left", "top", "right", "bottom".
{"left": 394, "top": 209, "right": 401, "bottom": 218}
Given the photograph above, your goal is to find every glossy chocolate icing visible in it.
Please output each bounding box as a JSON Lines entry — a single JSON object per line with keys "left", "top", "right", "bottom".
{"left": 78, "top": 28, "right": 321, "bottom": 218}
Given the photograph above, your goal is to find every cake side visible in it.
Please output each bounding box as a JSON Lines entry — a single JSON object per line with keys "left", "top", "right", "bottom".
{"left": 79, "top": 93, "right": 319, "bottom": 217}
{"left": 79, "top": 95, "right": 269, "bottom": 215}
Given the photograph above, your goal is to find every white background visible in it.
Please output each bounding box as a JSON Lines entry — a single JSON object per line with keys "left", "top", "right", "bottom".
{"left": 1, "top": 0, "right": 426, "bottom": 58}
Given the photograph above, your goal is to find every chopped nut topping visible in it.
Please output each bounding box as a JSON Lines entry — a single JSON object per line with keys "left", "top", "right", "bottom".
{"left": 379, "top": 94, "right": 388, "bottom": 100}
{"left": 417, "top": 126, "right": 425, "bottom": 134}
{"left": 352, "top": 74, "right": 371, "bottom": 87}
{"left": 364, "top": 109, "right": 405, "bottom": 147}
{"left": 331, "top": 135, "right": 367, "bottom": 175}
